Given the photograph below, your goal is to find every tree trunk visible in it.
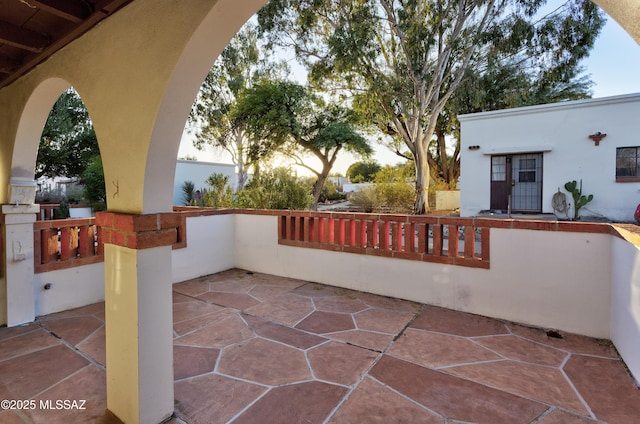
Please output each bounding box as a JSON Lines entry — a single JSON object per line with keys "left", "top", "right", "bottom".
{"left": 310, "top": 174, "right": 328, "bottom": 211}
{"left": 437, "top": 128, "right": 449, "bottom": 184}
{"left": 413, "top": 141, "right": 431, "bottom": 215}
{"left": 235, "top": 133, "right": 248, "bottom": 192}
{"left": 236, "top": 161, "right": 248, "bottom": 192}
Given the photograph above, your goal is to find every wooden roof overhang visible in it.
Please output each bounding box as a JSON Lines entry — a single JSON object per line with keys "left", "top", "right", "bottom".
{"left": 0, "top": 0, "right": 134, "bottom": 89}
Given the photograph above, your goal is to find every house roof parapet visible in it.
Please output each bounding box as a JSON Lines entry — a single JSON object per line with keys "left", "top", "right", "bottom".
{"left": 459, "top": 92, "right": 640, "bottom": 122}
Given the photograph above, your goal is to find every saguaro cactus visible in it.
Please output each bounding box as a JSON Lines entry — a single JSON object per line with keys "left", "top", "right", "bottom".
{"left": 564, "top": 180, "right": 593, "bottom": 220}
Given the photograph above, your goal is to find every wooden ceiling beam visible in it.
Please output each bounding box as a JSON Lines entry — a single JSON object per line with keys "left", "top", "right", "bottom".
{"left": 0, "top": 0, "right": 134, "bottom": 89}
{"left": 0, "top": 20, "right": 50, "bottom": 53}
{"left": 29, "top": 0, "right": 93, "bottom": 23}
{"left": 0, "top": 55, "right": 20, "bottom": 74}
{"left": 94, "top": 0, "right": 134, "bottom": 14}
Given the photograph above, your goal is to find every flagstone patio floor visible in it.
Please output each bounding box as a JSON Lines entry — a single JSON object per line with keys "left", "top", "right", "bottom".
{"left": 1, "top": 268, "right": 639, "bottom": 423}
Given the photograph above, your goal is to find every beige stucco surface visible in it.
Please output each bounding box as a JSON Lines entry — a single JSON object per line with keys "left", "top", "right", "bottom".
{"left": 0, "top": 0, "right": 636, "bottom": 422}
{"left": 596, "top": 0, "right": 640, "bottom": 45}
{"left": 0, "top": 0, "right": 635, "bottom": 215}
{"left": 0, "top": 0, "right": 267, "bottom": 214}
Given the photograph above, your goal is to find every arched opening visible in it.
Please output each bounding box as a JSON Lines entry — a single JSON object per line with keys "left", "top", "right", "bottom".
{"left": 12, "top": 78, "right": 72, "bottom": 182}
{"left": 35, "top": 88, "right": 105, "bottom": 219}
{"left": 0, "top": 2, "right": 637, "bottom": 423}
{"left": 142, "top": 0, "right": 268, "bottom": 213}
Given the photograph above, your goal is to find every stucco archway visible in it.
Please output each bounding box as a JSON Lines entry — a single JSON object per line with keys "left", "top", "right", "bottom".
{"left": 142, "top": 0, "right": 268, "bottom": 213}
{"left": 12, "top": 78, "right": 72, "bottom": 182}
{"left": 0, "top": 1, "right": 637, "bottom": 423}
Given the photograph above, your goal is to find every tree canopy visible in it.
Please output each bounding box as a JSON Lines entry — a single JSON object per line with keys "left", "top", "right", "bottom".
{"left": 234, "top": 79, "right": 372, "bottom": 209}
{"left": 346, "top": 161, "right": 382, "bottom": 182}
{"left": 37, "top": 89, "right": 100, "bottom": 180}
{"left": 258, "top": 0, "right": 605, "bottom": 213}
{"left": 188, "top": 23, "right": 289, "bottom": 190}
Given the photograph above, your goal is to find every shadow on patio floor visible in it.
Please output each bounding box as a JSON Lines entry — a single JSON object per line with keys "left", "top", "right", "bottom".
{"left": 1, "top": 268, "right": 639, "bottom": 423}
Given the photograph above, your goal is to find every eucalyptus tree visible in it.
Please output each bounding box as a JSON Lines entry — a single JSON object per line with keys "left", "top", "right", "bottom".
{"left": 188, "top": 22, "right": 288, "bottom": 191}
{"left": 234, "top": 80, "right": 372, "bottom": 210}
{"left": 258, "top": 0, "right": 605, "bottom": 213}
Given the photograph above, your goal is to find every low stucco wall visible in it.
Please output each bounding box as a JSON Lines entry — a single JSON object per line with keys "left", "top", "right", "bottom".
{"left": 30, "top": 211, "right": 638, "bottom": 383}
{"left": 234, "top": 214, "right": 612, "bottom": 339}
{"left": 611, "top": 235, "right": 640, "bottom": 383}
{"left": 171, "top": 214, "right": 235, "bottom": 283}
{"left": 34, "top": 263, "right": 104, "bottom": 317}
{"left": 435, "top": 190, "right": 460, "bottom": 211}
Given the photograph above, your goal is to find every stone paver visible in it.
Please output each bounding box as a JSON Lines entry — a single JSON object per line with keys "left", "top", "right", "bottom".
{"left": 233, "top": 381, "right": 348, "bottom": 424}
{"left": 564, "top": 354, "right": 640, "bottom": 423}
{"left": 0, "top": 345, "right": 88, "bottom": 400}
{"left": 412, "top": 304, "right": 509, "bottom": 336}
{"left": 295, "top": 310, "right": 355, "bottom": 334}
{"left": 244, "top": 293, "right": 314, "bottom": 326}
{"left": 174, "top": 314, "right": 253, "bottom": 348}
{"left": 0, "top": 268, "right": 636, "bottom": 424}
{"left": 174, "top": 374, "right": 265, "bottom": 424}
{"left": 325, "top": 329, "right": 393, "bottom": 351}
{"left": 445, "top": 360, "right": 589, "bottom": 415}
{"left": 242, "top": 314, "right": 326, "bottom": 349}
{"left": 473, "top": 334, "right": 568, "bottom": 366}
{"left": 218, "top": 338, "right": 311, "bottom": 385}
{"left": 77, "top": 326, "right": 106, "bottom": 366}
{"left": 307, "top": 341, "right": 378, "bottom": 386}
{"left": 389, "top": 328, "right": 501, "bottom": 368}
{"left": 370, "top": 355, "right": 548, "bottom": 423}
{"left": 329, "top": 377, "right": 443, "bottom": 423}
{"left": 173, "top": 345, "right": 219, "bottom": 380}
{"left": 38, "top": 315, "right": 104, "bottom": 346}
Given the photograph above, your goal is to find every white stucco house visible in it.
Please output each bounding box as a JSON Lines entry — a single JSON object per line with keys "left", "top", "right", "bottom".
{"left": 172, "top": 159, "right": 238, "bottom": 205}
{"left": 459, "top": 93, "right": 640, "bottom": 222}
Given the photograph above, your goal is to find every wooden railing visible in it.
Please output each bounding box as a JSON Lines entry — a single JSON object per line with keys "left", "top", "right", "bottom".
{"left": 36, "top": 203, "right": 60, "bottom": 220}
{"left": 33, "top": 218, "right": 103, "bottom": 273}
{"left": 32, "top": 211, "right": 194, "bottom": 273}
{"left": 277, "top": 211, "right": 491, "bottom": 269}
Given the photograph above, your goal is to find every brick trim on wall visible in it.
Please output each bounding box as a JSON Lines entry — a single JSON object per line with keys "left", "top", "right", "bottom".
{"left": 29, "top": 207, "right": 637, "bottom": 274}
{"left": 96, "top": 212, "right": 182, "bottom": 250}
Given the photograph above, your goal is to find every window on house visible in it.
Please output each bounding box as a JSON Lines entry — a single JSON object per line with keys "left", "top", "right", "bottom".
{"left": 518, "top": 158, "right": 536, "bottom": 182}
{"left": 491, "top": 156, "right": 506, "bottom": 181}
{"left": 616, "top": 147, "right": 640, "bottom": 181}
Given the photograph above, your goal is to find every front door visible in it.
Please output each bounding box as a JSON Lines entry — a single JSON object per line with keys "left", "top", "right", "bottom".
{"left": 490, "top": 153, "right": 543, "bottom": 212}
{"left": 490, "top": 155, "right": 510, "bottom": 211}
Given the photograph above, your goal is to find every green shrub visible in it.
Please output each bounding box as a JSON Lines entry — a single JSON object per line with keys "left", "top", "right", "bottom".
{"left": 375, "top": 182, "right": 414, "bottom": 213}
{"left": 318, "top": 179, "right": 347, "bottom": 203}
{"left": 80, "top": 155, "right": 106, "bottom": 211}
{"left": 349, "top": 185, "right": 379, "bottom": 213}
{"left": 203, "top": 173, "right": 234, "bottom": 208}
{"left": 236, "top": 167, "right": 312, "bottom": 210}
{"left": 182, "top": 181, "right": 195, "bottom": 205}
{"left": 373, "top": 165, "right": 415, "bottom": 213}
{"left": 346, "top": 161, "right": 381, "bottom": 182}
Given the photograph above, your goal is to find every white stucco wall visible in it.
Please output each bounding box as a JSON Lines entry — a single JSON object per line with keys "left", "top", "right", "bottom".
{"left": 34, "top": 263, "right": 104, "bottom": 316}
{"left": 459, "top": 93, "right": 640, "bottom": 222}
{"left": 31, "top": 211, "right": 639, "bottom": 382}
{"left": 173, "top": 160, "right": 237, "bottom": 206}
{"left": 171, "top": 214, "right": 235, "bottom": 282}
{"left": 611, "top": 235, "right": 640, "bottom": 384}
{"left": 435, "top": 190, "right": 460, "bottom": 210}
{"left": 234, "top": 214, "right": 611, "bottom": 338}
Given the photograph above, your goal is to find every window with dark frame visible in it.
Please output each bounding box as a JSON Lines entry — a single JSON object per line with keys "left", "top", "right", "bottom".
{"left": 491, "top": 156, "right": 506, "bottom": 181}
{"left": 616, "top": 147, "right": 640, "bottom": 181}
{"left": 518, "top": 158, "right": 536, "bottom": 183}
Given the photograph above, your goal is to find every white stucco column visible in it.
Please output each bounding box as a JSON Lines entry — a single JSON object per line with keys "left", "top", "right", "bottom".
{"left": 97, "top": 211, "right": 180, "bottom": 424}
{"left": 1, "top": 204, "right": 39, "bottom": 326}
